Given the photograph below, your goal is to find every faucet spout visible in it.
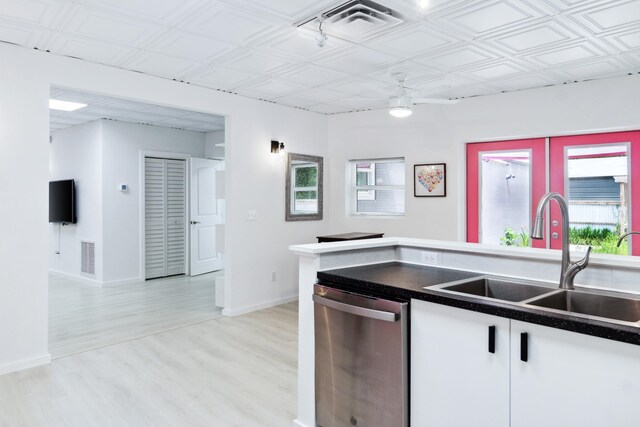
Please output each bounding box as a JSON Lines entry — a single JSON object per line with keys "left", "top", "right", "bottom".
{"left": 530, "top": 192, "right": 591, "bottom": 290}
{"left": 617, "top": 231, "right": 640, "bottom": 248}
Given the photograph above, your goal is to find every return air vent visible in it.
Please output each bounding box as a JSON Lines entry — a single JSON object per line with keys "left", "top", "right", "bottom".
{"left": 81, "top": 241, "right": 95, "bottom": 275}
{"left": 298, "top": 0, "right": 405, "bottom": 42}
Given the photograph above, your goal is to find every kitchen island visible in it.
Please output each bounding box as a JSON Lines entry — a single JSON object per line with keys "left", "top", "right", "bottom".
{"left": 290, "top": 238, "right": 640, "bottom": 427}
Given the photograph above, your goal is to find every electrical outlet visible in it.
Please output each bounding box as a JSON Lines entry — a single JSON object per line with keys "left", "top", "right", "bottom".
{"left": 271, "top": 272, "right": 277, "bottom": 282}
{"left": 421, "top": 251, "right": 440, "bottom": 265}
{"left": 246, "top": 209, "right": 258, "bottom": 221}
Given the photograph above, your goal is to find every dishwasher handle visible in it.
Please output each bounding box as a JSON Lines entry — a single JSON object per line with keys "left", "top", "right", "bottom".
{"left": 313, "top": 294, "right": 399, "bottom": 322}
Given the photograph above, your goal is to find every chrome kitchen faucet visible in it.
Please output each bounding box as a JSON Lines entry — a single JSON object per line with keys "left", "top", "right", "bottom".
{"left": 531, "top": 192, "right": 591, "bottom": 290}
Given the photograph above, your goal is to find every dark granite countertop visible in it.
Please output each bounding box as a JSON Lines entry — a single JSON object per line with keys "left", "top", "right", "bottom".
{"left": 317, "top": 261, "right": 640, "bottom": 346}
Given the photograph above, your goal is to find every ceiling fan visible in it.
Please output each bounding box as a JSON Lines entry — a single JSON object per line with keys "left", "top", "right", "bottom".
{"left": 387, "top": 72, "right": 459, "bottom": 118}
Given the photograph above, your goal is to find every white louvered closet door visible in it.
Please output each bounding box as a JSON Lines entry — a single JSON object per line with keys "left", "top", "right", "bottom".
{"left": 145, "top": 157, "right": 186, "bottom": 279}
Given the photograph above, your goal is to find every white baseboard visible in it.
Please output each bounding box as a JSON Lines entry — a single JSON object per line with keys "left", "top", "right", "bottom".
{"left": 48, "top": 269, "right": 140, "bottom": 287}
{"left": 222, "top": 294, "right": 298, "bottom": 317}
{"left": 48, "top": 269, "right": 102, "bottom": 286}
{"left": 292, "top": 419, "right": 310, "bottom": 427}
{"left": 0, "top": 353, "right": 51, "bottom": 376}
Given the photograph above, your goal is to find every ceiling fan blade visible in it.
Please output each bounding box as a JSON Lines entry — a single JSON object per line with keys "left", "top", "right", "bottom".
{"left": 413, "top": 98, "right": 460, "bottom": 105}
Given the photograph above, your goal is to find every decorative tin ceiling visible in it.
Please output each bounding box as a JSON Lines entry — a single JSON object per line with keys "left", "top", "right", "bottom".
{"left": 2, "top": 0, "right": 639, "bottom": 114}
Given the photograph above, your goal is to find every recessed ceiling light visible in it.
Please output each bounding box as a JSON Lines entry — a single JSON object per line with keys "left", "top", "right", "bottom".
{"left": 49, "top": 99, "right": 87, "bottom": 112}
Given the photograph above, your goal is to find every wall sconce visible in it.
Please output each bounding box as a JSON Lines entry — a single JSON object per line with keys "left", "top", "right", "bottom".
{"left": 271, "top": 140, "right": 285, "bottom": 154}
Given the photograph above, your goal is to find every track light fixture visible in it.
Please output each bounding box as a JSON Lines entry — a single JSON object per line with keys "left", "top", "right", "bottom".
{"left": 316, "top": 19, "right": 327, "bottom": 48}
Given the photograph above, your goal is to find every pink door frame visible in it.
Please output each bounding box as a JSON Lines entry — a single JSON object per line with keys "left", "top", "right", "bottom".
{"left": 549, "top": 131, "right": 640, "bottom": 255}
{"left": 466, "top": 138, "right": 547, "bottom": 248}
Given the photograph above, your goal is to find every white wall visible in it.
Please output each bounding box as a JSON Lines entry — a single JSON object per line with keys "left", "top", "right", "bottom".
{"left": 49, "top": 121, "right": 104, "bottom": 282}
{"left": 101, "top": 120, "right": 206, "bottom": 283}
{"left": 205, "top": 130, "right": 225, "bottom": 159}
{"left": 327, "top": 74, "right": 640, "bottom": 241}
{"left": 0, "top": 42, "right": 328, "bottom": 374}
{"left": 0, "top": 45, "right": 50, "bottom": 374}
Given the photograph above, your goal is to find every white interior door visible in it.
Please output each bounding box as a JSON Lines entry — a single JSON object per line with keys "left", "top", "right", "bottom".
{"left": 190, "top": 157, "right": 223, "bottom": 276}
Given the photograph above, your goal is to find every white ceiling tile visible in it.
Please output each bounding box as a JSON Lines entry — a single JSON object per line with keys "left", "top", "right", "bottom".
{"left": 236, "top": 79, "right": 303, "bottom": 99}
{"left": 145, "top": 30, "right": 237, "bottom": 62}
{"left": 532, "top": 43, "right": 602, "bottom": 66}
{"left": 0, "top": 20, "right": 42, "bottom": 45}
{"left": 123, "top": 51, "right": 201, "bottom": 77}
{"left": 280, "top": 65, "right": 349, "bottom": 86}
{"left": 366, "top": 25, "right": 452, "bottom": 57}
{"left": 183, "top": 4, "right": 277, "bottom": 44}
{"left": 495, "top": 24, "right": 572, "bottom": 52}
{"left": 82, "top": 0, "right": 202, "bottom": 24}
{"left": 612, "top": 28, "right": 640, "bottom": 49}
{"left": 582, "top": 1, "right": 640, "bottom": 31}
{"left": 219, "top": 49, "right": 292, "bottom": 75}
{"left": 49, "top": 34, "right": 133, "bottom": 64}
{"left": 64, "top": 7, "right": 159, "bottom": 46}
{"left": 0, "top": 0, "right": 66, "bottom": 26}
{"left": 465, "top": 63, "right": 525, "bottom": 80}
{"left": 188, "top": 66, "right": 256, "bottom": 90}
{"left": 494, "top": 74, "right": 557, "bottom": 91}
{"left": 414, "top": 46, "right": 495, "bottom": 70}
{"left": 447, "top": 1, "right": 535, "bottom": 34}
{"left": 224, "top": 0, "right": 335, "bottom": 21}
{"left": 557, "top": 58, "right": 632, "bottom": 80}
{"left": 317, "top": 46, "right": 398, "bottom": 73}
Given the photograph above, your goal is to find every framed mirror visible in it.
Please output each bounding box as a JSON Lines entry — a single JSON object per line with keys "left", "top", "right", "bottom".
{"left": 286, "top": 153, "right": 323, "bottom": 221}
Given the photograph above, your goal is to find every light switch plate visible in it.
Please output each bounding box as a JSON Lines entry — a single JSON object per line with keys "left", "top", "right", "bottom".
{"left": 246, "top": 209, "right": 258, "bottom": 221}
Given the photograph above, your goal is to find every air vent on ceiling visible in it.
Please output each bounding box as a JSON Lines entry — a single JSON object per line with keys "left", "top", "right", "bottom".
{"left": 81, "top": 241, "right": 95, "bottom": 275}
{"left": 298, "top": 0, "right": 405, "bottom": 42}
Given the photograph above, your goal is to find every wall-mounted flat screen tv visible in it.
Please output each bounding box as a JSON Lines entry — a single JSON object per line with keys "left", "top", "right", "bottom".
{"left": 49, "top": 179, "right": 77, "bottom": 224}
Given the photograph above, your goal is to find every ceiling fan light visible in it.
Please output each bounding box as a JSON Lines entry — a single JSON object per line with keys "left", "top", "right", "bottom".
{"left": 389, "top": 106, "right": 412, "bottom": 118}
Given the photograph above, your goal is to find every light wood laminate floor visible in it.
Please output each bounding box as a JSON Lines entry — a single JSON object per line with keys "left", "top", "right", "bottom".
{"left": 49, "top": 272, "right": 223, "bottom": 358}
{"left": 1, "top": 302, "right": 298, "bottom": 427}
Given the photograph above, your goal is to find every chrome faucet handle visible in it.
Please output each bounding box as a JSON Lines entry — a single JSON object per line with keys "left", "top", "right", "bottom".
{"left": 563, "top": 246, "right": 592, "bottom": 290}
{"left": 575, "top": 245, "right": 591, "bottom": 269}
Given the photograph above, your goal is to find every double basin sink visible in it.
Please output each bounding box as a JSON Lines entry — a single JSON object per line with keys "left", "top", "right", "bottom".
{"left": 430, "top": 277, "right": 640, "bottom": 325}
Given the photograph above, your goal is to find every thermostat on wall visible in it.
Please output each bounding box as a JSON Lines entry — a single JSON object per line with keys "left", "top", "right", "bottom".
{"left": 119, "top": 183, "right": 128, "bottom": 192}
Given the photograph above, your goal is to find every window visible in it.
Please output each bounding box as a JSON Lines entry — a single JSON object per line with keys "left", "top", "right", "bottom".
{"left": 349, "top": 158, "right": 405, "bottom": 216}
{"left": 291, "top": 162, "right": 318, "bottom": 214}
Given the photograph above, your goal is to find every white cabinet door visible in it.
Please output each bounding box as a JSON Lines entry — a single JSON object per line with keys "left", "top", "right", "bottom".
{"left": 511, "top": 320, "right": 640, "bottom": 427}
{"left": 411, "top": 300, "right": 510, "bottom": 427}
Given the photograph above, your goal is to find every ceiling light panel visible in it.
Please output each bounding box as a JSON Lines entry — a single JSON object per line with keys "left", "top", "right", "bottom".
{"left": 49, "top": 99, "right": 88, "bottom": 111}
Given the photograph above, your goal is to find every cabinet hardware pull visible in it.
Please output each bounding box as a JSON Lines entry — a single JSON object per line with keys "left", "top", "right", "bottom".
{"left": 520, "top": 332, "right": 529, "bottom": 362}
{"left": 488, "top": 325, "right": 496, "bottom": 353}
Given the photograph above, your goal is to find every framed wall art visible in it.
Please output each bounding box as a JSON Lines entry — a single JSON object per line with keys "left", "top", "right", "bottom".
{"left": 414, "top": 163, "right": 446, "bottom": 197}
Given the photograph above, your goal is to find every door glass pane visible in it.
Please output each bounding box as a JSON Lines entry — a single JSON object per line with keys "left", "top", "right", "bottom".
{"left": 479, "top": 151, "right": 531, "bottom": 246}
{"left": 566, "top": 144, "right": 629, "bottom": 255}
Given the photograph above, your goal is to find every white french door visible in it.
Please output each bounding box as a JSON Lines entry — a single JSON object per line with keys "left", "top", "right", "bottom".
{"left": 189, "top": 157, "right": 223, "bottom": 276}
{"left": 144, "top": 157, "right": 186, "bottom": 279}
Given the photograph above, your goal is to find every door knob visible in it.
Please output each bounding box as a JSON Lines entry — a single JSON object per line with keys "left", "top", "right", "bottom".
{"left": 190, "top": 220, "right": 200, "bottom": 225}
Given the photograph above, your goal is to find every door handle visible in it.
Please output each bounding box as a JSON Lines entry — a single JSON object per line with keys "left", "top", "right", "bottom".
{"left": 190, "top": 220, "right": 200, "bottom": 225}
{"left": 488, "top": 325, "right": 496, "bottom": 354}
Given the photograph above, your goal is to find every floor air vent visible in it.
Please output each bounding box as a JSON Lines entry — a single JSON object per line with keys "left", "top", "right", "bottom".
{"left": 81, "top": 241, "right": 95, "bottom": 275}
{"left": 298, "top": 0, "right": 405, "bottom": 42}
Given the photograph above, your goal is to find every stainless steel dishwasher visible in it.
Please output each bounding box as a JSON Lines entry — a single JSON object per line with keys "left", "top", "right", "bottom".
{"left": 313, "top": 284, "right": 408, "bottom": 427}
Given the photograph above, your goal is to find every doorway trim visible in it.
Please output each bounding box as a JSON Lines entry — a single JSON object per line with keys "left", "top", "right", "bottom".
{"left": 139, "top": 150, "right": 192, "bottom": 280}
